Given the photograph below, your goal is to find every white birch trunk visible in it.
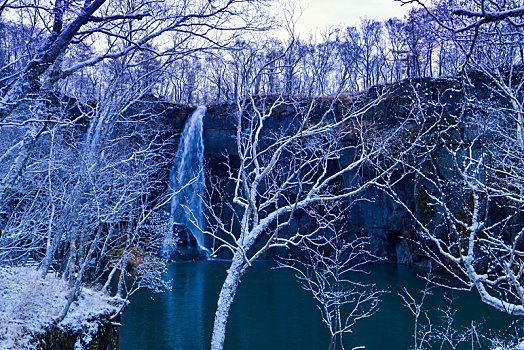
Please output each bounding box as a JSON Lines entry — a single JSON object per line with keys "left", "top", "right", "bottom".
{"left": 210, "top": 250, "right": 245, "bottom": 350}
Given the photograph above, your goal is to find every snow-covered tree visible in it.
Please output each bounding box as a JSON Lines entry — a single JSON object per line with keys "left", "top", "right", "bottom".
{"left": 378, "top": 79, "right": 524, "bottom": 316}
{"left": 201, "top": 87, "right": 407, "bottom": 348}
{"left": 282, "top": 203, "right": 382, "bottom": 350}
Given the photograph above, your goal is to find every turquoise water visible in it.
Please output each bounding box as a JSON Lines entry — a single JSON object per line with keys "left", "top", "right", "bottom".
{"left": 119, "top": 261, "right": 519, "bottom": 349}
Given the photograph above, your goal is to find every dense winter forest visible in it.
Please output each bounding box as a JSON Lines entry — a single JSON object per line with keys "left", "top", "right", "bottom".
{"left": 1, "top": 0, "right": 524, "bottom": 349}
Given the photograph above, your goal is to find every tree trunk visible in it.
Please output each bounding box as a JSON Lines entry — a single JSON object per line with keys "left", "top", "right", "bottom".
{"left": 210, "top": 250, "right": 245, "bottom": 350}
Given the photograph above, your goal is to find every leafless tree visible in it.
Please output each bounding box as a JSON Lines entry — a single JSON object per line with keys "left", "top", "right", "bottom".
{"left": 281, "top": 202, "right": 382, "bottom": 350}
{"left": 384, "top": 0, "right": 524, "bottom": 317}
{"left": 197, "top": 77, "right": 412, "bottom": 348}
{"left": 400, "top": 282, "right": 473, "bottom": 350}
{"left": 400, "top": 284, "right": 435, "bottom": 350}
{"left": 0, "top": 0, "right": 268, "bottom": 114}
{"left": 374, "top": 78, "right": 524, "bottom": 316}
{"left": 0, "top": 56, "right": 177, "bottom": 322}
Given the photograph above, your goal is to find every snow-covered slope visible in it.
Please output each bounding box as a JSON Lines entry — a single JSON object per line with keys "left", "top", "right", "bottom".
{"left": 0, "top": 266, "right": 123, "bottom": 349}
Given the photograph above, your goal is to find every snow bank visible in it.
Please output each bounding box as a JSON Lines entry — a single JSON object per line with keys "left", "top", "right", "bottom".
{"left": 493, "top": 342, "right": 524, "bottom": 350}
{"left": 0, "top": 266, "right": 123, "bottom": 349}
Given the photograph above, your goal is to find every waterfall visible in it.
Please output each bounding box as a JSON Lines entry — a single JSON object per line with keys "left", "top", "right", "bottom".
{"left": 167, "top": 106, "right": 207, "bottom": 254}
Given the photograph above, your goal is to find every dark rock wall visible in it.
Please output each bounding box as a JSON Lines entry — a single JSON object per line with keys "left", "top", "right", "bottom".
{"left": 32, "top": 313, "right": 121, "bottom": 350}
{"left": 158, "top": 76, "right": 510, "bottom": 265}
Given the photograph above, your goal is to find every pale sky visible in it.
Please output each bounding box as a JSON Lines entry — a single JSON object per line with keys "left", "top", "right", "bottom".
{"left": 289, "top": 0, "right": 414, "bottom": 37}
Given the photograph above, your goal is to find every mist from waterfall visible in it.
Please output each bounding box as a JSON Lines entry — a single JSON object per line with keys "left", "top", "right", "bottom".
{"left": 168, "top": 106, "right": 207, "bottom": 253}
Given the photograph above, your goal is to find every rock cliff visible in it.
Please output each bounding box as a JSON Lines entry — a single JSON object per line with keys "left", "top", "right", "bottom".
{"left": 159, "top": 75, "right": 511, "bottom": 265}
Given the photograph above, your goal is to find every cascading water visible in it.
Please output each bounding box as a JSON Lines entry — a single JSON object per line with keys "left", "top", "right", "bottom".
{"left": 165, "top": 106, "right": 208, "bottom": 256}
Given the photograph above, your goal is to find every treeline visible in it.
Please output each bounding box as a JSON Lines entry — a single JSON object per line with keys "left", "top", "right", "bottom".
{"left": 0, "top": 8, "right": 452, "bottom": 103}
{"left": 2, "top": 3, "right": 522, "bottom": 107}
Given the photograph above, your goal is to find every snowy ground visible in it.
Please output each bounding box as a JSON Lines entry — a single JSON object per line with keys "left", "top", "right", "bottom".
{"left": 0, "top": 266, "right": 122, "bottom": 349}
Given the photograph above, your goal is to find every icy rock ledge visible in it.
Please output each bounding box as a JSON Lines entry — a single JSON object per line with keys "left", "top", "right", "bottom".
{"left": 0, "top": 266, "right": 124, "bottom": 349}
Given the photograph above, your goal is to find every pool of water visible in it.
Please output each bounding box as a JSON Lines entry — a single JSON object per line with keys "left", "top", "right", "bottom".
{"left": 119, "top": 261, "right": 519, "bottom": 349}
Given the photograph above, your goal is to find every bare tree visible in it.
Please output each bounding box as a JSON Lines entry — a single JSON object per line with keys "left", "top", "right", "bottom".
{"left": 281, "top": 202, "right": 382, "bottom": 350}
{"left": 0, "top": 0, "right": 267, "bottom": 116}
{"left": 403, "top": 0, "right": 524, "bottom": 146}
{"left": 375, "top": 78, "right": 524, "bottom": 316}
{"left": 400, "top": 283, "right": 473, "bottom": 350}
{"left": 0, "top": 55, "right": 178, "bottom": 323}
{"left": 400, "top": 284, "right": 434, "bottom": 350}
{"left": 198, "top": 81, "right": 410, "bottom": 348}
{"left": 385, "top": 0, "right": 524, "bottom": 317}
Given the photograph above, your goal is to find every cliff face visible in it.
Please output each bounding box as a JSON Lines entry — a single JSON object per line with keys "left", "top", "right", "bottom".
{"left": 33, "top": 313, "right": 120, "bottom": 350}
{"left": 160, "top": 76, "right": 509, "bottom": 265}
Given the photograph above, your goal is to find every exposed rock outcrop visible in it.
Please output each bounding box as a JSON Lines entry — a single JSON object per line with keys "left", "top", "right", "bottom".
{"left": 158, "top": 76, "right": 513, "bottom": 265}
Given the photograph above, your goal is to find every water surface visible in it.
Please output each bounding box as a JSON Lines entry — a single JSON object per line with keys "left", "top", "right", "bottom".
{"left": 120, "top": 261, "right": 518, "bottom": 349}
